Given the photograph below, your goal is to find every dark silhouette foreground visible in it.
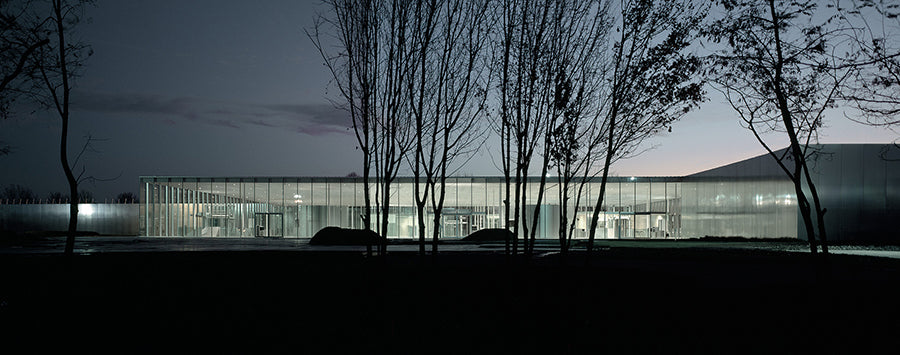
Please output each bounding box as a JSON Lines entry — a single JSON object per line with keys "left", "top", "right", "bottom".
{"left": 1, "top": 249, "right": 896, "bottom": 353}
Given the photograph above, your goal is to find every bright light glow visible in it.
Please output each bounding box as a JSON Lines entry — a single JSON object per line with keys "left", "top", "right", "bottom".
{"left": 79, "top": 204, "right": 94, "bottom": 216}
{"left": 293, "top": 194, "right": 302, "bottom": 199}
{"left": 630, "top": 177, "right": 635, "bottom": 181}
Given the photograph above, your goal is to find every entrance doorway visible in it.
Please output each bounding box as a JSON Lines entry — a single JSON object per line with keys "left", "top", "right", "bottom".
{"left": 254, "top": 212, "right": 284, "bottom": 238}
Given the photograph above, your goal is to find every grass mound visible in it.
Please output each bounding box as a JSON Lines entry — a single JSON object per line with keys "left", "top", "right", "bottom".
{"left": 461, "top": 228, "right": 514, "bottom": 243}
{"left": 308, "top": 226, "right": 385, "bottom": 246}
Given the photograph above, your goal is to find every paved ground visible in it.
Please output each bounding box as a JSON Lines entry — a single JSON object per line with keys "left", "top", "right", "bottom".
{"left": 3, "top": 235, "right": 898, "bottom": 258}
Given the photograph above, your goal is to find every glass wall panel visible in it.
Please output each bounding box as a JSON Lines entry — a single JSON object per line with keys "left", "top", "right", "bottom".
{"left": 283, "top": 180, "right": 298, "bottom": 237}
{"left": 197, "top": 179, "right": 211, "bottom": 236}
{"left": 209, "top": 180, "right": 225, "bottom": 237}
{"left": 668, "top": 182, "right": 681, "bottom": 238}
{"left": 310, "top": 180, "right": 328, "bottom": 234}
{"left": 225, "top": 179, "right": 240, "bottom": 237}
{"left": 341, "top": 179, "right": 357, "bottom": 229}
{"left": 240, "top": 178, "right": 254, "bottom": 237}
{"left": 182, "top": 179, "right": 197, "bottom": 237}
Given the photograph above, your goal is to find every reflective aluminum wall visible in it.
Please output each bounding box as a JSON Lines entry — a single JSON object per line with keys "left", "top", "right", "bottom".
{"left": 0, "top": 203, "right": 139, "bottom": 235}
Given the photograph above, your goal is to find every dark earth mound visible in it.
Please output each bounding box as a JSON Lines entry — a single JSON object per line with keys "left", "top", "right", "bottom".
{"left": 309, "top": 226, "right": 385, "bottom": 245}
{"left": 460, "top": 228, "right": 515, "bottom": 242}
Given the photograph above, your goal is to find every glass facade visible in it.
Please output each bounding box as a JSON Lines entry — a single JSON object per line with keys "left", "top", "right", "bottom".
{"left": 679, "top": 178, "right": 798, "bottom": 239}
{"left": 140, "top": 176, "right": 721, "bottom": 239}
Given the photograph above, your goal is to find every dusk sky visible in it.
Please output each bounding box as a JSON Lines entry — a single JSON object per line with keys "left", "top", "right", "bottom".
{"left": 0, "top": 0, "right": 896, "bottom": 200}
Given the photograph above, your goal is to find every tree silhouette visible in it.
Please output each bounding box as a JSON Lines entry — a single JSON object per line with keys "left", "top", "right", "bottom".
{"left": 406, "top": 0, "right": 492, "bottom": 255}
{"left": 309, "top": 0, "right": 376, "bottom": 256}
{"left": 47, "top": 191, "right": 66, "bottom": 203}
{"left": 1, "top": 0, "right": 50, "bottom": 156}
{"left": 26, "top": 0, "right": 93, "bottom": 255}
{"left": 1, "top": 184, "right": 37, "bottom": 202}
{"left": 495, "top": 0, "right": 586, "bottom": 257}
{"left": 703, "top": 0, "right": 857, "bottom": 255}
{"left": 583, "top": 0, "right": 706, "bottom": 256}
{"left": 309, "top": 0, "right": 416, "bottom": 256}
{"left": 116, "top": 192, "right": 137, "bottom": 203}
{"left": 77, "top": 189, "right": 93, "bottom": 203}
{"left": 1, "top": 0, "right": 48, "bottom": 120}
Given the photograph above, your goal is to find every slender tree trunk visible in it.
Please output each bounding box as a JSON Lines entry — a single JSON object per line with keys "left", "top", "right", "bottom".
{"left": 528, "top": 139, "right": 553, "bottom": 257}
{"left": 500, "top": 4, "right": 513, "bottom": 257}
{"left": 768, "top": 0, "right": 818, "bottom": 254}
{"left": 503, "top": 128, "right": 512, "bottom": 256}
{"left": 802, "top": 161, "right": 829, "bottom": 254}
{"left": 363, "top": 157, "right": 373, "bottom": 257}
{"left": 415, "top": 171, "right": 427, "bottom": 255}
{"left": 431, "top": 175, "right": 446, "bottom": 255}
{"left": 62, "top": 113, "right": 78, "bottom": 255}
{"left": 558, "top": 175, "right": 569, "bottom": 256}
{"left": 586, "top": 160, "right": 610, "bottom": 257}
{"left": 512, "top": 160, "right": 522, "bottom": 255}
{"left": 381, "top": 181, "right": 391, "bottom": 255}
{"left": 49, "top": 0, "right": 78, "bottom": 256}
{"left": 587, "top": 106, "right": 616, "bottom": 258}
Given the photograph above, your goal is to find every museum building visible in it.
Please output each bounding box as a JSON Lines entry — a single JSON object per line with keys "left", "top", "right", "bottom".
{"left": 138, "top": 144, "right": 899, "bottom": 242}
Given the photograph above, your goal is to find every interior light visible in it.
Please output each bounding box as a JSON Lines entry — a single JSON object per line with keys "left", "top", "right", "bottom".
{"left": 79, "top": 204, "right": 94, "bottom": 216}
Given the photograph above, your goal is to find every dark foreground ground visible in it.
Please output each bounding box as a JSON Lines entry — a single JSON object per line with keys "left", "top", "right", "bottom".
{"left": 2, "top": 247, "right": 899, "bottom": 353}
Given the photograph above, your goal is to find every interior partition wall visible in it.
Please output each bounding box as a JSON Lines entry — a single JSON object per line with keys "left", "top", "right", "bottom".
{"left": 139, "top": 176, "right": 687, "bottom": 239}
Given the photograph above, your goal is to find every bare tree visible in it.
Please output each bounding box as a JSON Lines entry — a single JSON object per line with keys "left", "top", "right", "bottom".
{"left": 516, "top": 1, "right": 612, "bottom": 255}
{"left": 1, "top": 0, "right": 48, "bottom": 118}
{"left": 406, "top": 0, "right": 492, "bottom": 255}
{"left": 495, "top": 0, "right": 566, "bottom": 257}
{"left": 1, "top": 184, "right": 37, "bottom": 202}
{"left": 493, "top": 0, "right": 631, "bottom": 259}
{"left": 309, "top": 0, "right": 379, "bottom": 255}
{"left": 46, "top": 191, "right": 66, "bottom": 202}
{"left": 1, "top": 0, "right": 49, "bottom": 155}
{"left": 116, "top": 192, "right": 137, "bottom": 203}
{"left": 584, "top": 0, "right": 706, "bottom": 256}
{"left": 309, "top": 0, "right": 416, "bottom": 255}
{"left": 704, "top": 0, "right": 858, "bottom": 255}
{"left": 371, "top": 0, "right": 416, "bottom": 255}
{"left": 408, "top": 0, "right": 439, "bottom": 255}
{"left": 77, "top": 189, "right": 93, "bottom": 203}
{"left": 13, "top": 0, "right": 92, "bottom": 255}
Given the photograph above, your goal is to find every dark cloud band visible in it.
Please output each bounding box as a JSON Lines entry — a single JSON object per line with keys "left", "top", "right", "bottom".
{"left": 71, "top": 91, "right": 351, "bottom": 136}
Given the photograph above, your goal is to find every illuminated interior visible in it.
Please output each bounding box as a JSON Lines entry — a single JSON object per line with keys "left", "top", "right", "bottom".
{"left": 139, "top": 176, "right": 798, "bottom": 239}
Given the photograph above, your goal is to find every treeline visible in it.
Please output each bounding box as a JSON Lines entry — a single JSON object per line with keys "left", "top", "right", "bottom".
{"left": 0, "top": 184, "right": 137, "bottom": 204}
